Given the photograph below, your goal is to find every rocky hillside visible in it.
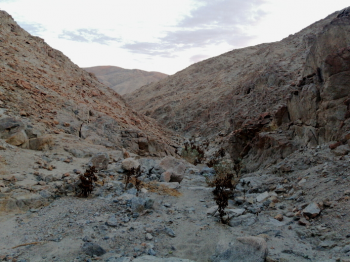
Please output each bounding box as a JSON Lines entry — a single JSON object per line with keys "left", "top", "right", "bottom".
{"left": 0, "top": 11, "right": 179, "bottom": 157}
{"left": 84, "top": 66, "right": 167, "bottom": 95}
{"left": 2, "top": 7, "right": 350, "bottom": 262}
{"left": 125, "top": 7, "right": 350, "bottom": 171}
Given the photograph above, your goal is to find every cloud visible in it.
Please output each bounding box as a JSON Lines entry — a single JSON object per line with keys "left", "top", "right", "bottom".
{"left": 59, "top": 29, "right": 120, "bottom": 45}
{"left": 190, "top": 54, "right": 210, "bottom": 63}
{"left": 18, "top": 22, "right": 46, "bottom": 35}
{"left": 121, "top": 0, "right": 266, "bottom": 57}
{"left": 121, "top": 42, "right": 177, "bottom": 58}
{"left": 178, "top": 0, "right": 266, "bottom": 28}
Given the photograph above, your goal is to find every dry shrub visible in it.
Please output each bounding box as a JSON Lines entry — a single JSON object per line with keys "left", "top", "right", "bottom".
{"left": 181, "top": 137, "right": 209, "bottom": 165}
{"left": 209, "top": 160, "right": 241, "bottom": 224}
{"left": 77, "top": 166, "right": 98, "bottom": 197}
{"left": 124, "top": 166, "right": 142, "bottom": 195}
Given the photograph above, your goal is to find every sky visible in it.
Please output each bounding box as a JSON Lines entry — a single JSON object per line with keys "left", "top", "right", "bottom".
{"left": 0, "top": 0, "right": 349, "bottom": 75}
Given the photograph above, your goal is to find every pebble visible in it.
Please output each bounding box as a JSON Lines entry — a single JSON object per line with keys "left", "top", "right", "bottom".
{"left": 274, "top": 214, "right": 283, "bottom": 221}
{"left": 164, "top": 227, "right": 176, "bottom": 237}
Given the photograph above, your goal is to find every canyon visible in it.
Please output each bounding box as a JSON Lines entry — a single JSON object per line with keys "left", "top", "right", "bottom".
{"left": 1, "top": 7, "right": 350, "bottom": 262}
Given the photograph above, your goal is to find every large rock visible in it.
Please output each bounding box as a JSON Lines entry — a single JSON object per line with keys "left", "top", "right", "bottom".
{"left": 211, "top": 236, "right": 268, "bottom": 262}
{"left": 28, "top": 135, "right": 53, "bottom": 151}
{"left": 0, "top": 117, "right": 25, "bottom": 139}
{"left": 5, "top": 129, "right": 28, "bottom": 148}
{"left": 122, "top": 158, "right": 140, "bottom": 171}
{"left": 159, "top": 156, "right": 187, "bottom": 183}
{"left": 89, "top": 153, "right": 109, "bottom": 170}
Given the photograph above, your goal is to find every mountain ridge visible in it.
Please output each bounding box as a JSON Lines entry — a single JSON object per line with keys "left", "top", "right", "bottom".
{"left": 84, "top": 65, "right": 168, "bottom": 95}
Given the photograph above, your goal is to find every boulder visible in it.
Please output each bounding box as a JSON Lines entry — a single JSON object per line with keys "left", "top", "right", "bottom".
{"left": 160, "top": 171, "right": 172, "bottom": 182}
{"left": 29, "top": 135, "right": 53, "bottom": 151}
{"left": 25, "top": 127, "right": 42, "bottom": 139}
{"left": 122, "top": 158, "right": 140, "bottom": 171}
{"left": 159, "top": 156, "right": 187, "bottom": 175}
{"left": 0, "top": 117, "right": 25, "bottom": 139}
{"left": 89, "top": 153, "right": 109, "bottom": 170}
{"left": 211, "top": 236, "right": 268, "bottom": 262}
{"left": 5, "top": 130, "right": 28, "bottom": 148}
{"left": 159, "top": 156, "right": 187, "bottom": 183}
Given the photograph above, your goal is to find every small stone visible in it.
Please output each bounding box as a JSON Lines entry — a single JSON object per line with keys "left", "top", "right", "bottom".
{"left": 148, "top": 248, "right": 156, "bottom": 256}
{"left": 274, "top": 214, "right": 283, "bottom": 221}
{"left": 256, "top": 192, "right": 269, "bottom": 202}
{"left": 164, "top": 227, "right": 176, "bottom": 237}
{"left": 82, "top": 242, "right": 106, "bottom": 256}
{"left": 303, "top": 202, "right": 321, "bottom": 218}
{"left": 298, "top": 179, "right": 307, "bottom": 186}
{"left": 145, "top": 233, "right": 153, "bottom": 240}
{"left": 106, "top": 215, "right": 118, "bottom": 227}
{"left": 298, "top": 218, "right": 310, "bottom": 226}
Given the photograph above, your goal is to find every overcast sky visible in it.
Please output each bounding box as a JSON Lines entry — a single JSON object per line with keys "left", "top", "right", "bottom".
{"left": 1, "top": 0, "right": 349, "bottom": 74}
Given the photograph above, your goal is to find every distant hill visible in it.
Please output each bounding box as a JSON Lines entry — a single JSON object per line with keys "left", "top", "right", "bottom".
{"left": 84, "top": 66, "right": 168, "bottom": 95}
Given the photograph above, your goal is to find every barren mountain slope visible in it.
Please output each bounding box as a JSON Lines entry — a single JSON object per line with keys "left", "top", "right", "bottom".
{"left": 126, "top": 8, "right": 350, "bottom": 171}
{"left": 0, "top": 11, "right": 179, "bottom": 156}
{"left": 125, "top": 12, "right": 335, "bottom": 138}
{"left": 84, "top": 66, "right": 168, "bottom": 95}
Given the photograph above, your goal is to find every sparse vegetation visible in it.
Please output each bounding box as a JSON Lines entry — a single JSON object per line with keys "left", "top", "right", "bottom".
{"left": 211, "top": 160, "right": 241, "bottom": 224}
{"left": 181, "top": 137, "right": 209, "bottom": 165}
{"left": 124, "top": 166, "right": 142, "bottom": 195}
{"left": 204, "top": 147, "right": 242, "bottom": 224}
{"left": 77, "top": 166, "right": 98, "bottom": 197}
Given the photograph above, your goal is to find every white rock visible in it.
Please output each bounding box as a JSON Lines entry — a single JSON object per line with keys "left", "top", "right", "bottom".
{"left": 145, "top": 233, "right": 153, "bottom": 240}
{"left": 256, "top": 192, "right": 269, "bottom": 202}
{"left": 206, "top": 206, "right": 218, "bottom": 215}
{"left": 226, "top": 209, "right": 246, "bottom": 217}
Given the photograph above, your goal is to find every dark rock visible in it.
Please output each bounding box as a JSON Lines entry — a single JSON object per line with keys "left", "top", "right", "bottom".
{"left": 106, "top": 215, "right": 118, "bottom": 227}
{"left": 89, "top": 153, "right": 109, "bottom": 170}
{"left": 82, "top": 242, "right": 106, "bottom": 257}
